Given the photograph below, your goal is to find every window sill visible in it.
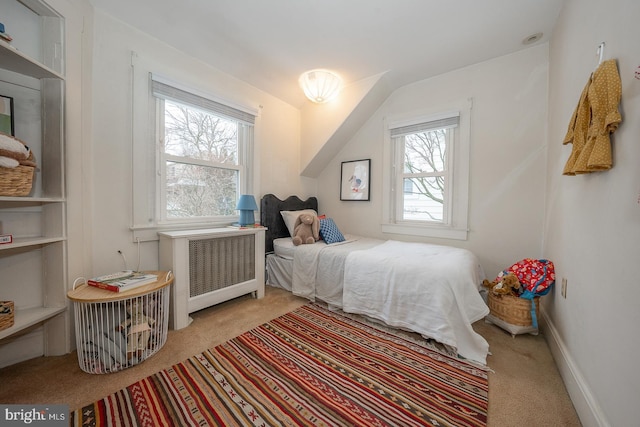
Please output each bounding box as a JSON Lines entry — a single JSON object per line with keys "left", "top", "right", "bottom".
{"left": 381, "top": 223, "right": 468, "bottom": 241}
{"left": 131, "top": 219, "right": 238, "bottom": 242}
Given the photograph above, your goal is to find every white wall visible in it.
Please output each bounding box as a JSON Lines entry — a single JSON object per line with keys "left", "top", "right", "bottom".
{"left": 90, "top": 11, "right": 313, "bottom": 275}
{"left": 54, "top": 0, "right": 93, "bottom": 296}
{"left": 18, "top": 4, "right": 639, "bottom": 424}
{"left": 317, "top": 45, "right": 550, "bottom": 277}
{"left": 544, "top": 0, "right": 640, "bottom": 425}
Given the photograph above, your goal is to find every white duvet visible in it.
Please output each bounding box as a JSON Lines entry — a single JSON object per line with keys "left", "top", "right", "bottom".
{"left": 290, "top": 236, "right": 490, "bottom": 365}
{"left": 342, "top": 240, "right": 489, "bottom": 365}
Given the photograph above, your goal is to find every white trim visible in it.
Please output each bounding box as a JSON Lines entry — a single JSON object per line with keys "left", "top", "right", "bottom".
{"left": 132, "top": 65, "right": 255, "bottom": 233}
{"left": 130, "top": 219, "right": 240, "bottom": 242}
{"left": 381, "top": 223, "right": 468, "bottom": 240}
{"left": 382, "top": 98, "right": 472, "bottom": 240}
{"left": 541, "top": 310, "right": 610, "bottom": 427}
{"left": 387, "top": 109, "right": 460, "bottom": 130}
{"left": 151, "top": 73, "right": 259, "bottom": 117}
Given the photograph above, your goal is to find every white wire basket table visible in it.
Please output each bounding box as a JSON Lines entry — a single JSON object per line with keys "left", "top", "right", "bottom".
{"left": 67, "top": 271, "right": 173, "bottom": 374}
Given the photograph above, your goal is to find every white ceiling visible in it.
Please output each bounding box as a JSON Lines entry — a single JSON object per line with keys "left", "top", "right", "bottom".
{"left": 89, "top": 0, "right": 564, "bottom": 108}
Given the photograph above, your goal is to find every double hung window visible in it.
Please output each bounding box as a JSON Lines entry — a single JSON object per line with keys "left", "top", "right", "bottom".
{"left": 392, "top": 115, "right": 458, "bottom": 224}
{"left": 152, "top": 77, "right": 255, "bottom": 224}
{"left": 383, "top": 102, "right": 471, "bottom": 240}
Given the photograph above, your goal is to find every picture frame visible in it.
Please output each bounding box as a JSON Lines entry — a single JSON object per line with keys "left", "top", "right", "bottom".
{"left": 0, "top": 95, "right": 14, "bottom": 136}
{"left": 340, "top": 159, "right": 371, "bottom": 201}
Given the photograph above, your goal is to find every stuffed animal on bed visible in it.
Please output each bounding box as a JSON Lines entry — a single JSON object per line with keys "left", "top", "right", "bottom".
{"left": 117, "top": 299, "right": 155, "bottom": 360}
{"left": 292, "top": 213, "right": 319, "bottom": 246}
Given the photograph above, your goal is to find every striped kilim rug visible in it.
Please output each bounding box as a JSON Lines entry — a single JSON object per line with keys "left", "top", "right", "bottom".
{"left": 71, "top": 303, "right": 488, "bottom": 426}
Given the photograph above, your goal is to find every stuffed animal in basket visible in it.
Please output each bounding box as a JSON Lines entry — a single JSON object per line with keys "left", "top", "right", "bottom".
{"left": 292, "top": 213, "right": 319, "bottom": 246}
{"left": 482, "top": 272, "right": 521, "bottom": 296}
{"left": 117, "top": 299, "right": 155, "bottom": 359}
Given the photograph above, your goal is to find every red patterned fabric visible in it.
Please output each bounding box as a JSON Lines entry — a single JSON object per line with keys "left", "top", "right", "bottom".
{"left": 71, "top": 304, "right": 488, "bottom": 427}
{"left": 499, "top": 258, "right": 555, "bottom": 294}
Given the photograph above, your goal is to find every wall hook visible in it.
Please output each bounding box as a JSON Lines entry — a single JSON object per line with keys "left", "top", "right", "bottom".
{"left": 596, "top": 42, "right": 605, "bottom": 64}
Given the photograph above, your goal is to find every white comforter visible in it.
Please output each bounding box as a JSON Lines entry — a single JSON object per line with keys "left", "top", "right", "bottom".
{"left": 291, "top": 236, "right": 490, "bottom": 365}
{"left": 292, "top": 236, "right": 381, "bottom": 305}
{"left": 342, "top": 240, "right": 489, "bottom": 365}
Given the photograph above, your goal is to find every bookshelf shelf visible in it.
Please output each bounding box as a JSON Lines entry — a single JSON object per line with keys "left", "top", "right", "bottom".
{"left": 0, "top": 236, "right": 65, "bottom": 251}
{"left": 0, "top": 0, "right": 69, "bottom": 368}
{"left": 0, "top": 306, "right": 66, "bottom": 341}
{"left": 0, "top": 39, "right": 64, "bottom": 80}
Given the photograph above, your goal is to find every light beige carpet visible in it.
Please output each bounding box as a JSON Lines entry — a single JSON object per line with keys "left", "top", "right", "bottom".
{"left": 0, "top": 286, "right": 581, "bottom": 426}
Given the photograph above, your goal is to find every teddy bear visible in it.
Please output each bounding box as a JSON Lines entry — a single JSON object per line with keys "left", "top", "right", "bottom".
{"left": 292, "top": 213, "right": 319, "bottom": 246}
{"left": 482, "top": 272, "right": 521, "bottom": 296}
{"left": 117, "top": 299, "right": 155, "bottom": 359}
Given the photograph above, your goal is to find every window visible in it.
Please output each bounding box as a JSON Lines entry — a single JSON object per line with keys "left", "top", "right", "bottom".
{"left": 393, "top": 116, "right": 457, "bottom": 223}
{"left": 152, "top": 77, "right": 255, "bottom": 224}
{"left": 382, "top": 101, "right": 471, "bottom": 240}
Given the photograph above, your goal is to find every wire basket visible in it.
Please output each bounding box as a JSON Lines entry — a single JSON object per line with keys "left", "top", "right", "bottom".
{"left": 487, "top": 293, "right": 539, "bottom": 327}
{"left": 68, "top": 274, "right": 172, "bottom": 374}
{"left": 0, "top": 165, "right": 34, "bottom": 196}
{"left": 0, "top": 301, "right": 15, "bottom": 331}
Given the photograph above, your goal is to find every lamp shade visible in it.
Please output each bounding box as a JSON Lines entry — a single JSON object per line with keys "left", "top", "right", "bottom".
{"left": 299, "top": 69, "right": 342, "bottom": 103}
{"left": 236, "top": 195, "right": 258, "bottom": 226}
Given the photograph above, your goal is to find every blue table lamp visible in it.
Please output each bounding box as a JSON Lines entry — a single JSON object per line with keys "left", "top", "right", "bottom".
{"left": 236, "top": 195, "right": 258, "bottom": 226}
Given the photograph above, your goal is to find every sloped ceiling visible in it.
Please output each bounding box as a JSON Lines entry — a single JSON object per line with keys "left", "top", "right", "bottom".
{"left": 89, "top": 0, "right": 564, "bottom": 176}
{"left": 89, "top": 0, "right": 563, "bottom": 108}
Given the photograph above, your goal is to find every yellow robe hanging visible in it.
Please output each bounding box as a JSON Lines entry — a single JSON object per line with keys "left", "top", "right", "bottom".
{"left": 563, "top": 59, "right": 622, "bottom": 175}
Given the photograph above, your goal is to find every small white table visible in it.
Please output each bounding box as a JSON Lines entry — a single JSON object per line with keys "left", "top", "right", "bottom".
{"left": 67, "top": 271, "right": 173, "bottom": 374}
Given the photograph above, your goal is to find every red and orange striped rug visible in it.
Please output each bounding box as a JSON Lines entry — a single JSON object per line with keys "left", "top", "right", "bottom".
{"left": 71, "top": 303, "right": 488, "bottom": 426}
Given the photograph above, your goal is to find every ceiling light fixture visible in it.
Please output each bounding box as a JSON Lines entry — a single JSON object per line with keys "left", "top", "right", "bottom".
{"left": 299, "top": 69, "right": 342, "bottom": 103}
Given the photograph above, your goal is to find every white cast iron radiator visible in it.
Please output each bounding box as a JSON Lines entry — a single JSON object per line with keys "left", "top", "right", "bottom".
{"left": 159, "top": 228, "right": 266, "bottom": 330}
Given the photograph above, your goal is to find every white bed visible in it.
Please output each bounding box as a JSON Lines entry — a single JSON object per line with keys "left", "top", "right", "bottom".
{"left": 260, "top": 194, "right": 490, "bottom": 365}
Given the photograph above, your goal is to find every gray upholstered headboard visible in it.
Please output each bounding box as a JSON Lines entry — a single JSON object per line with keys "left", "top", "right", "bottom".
{"left": 260, "top": 194, "right": 318, "bottom": 254}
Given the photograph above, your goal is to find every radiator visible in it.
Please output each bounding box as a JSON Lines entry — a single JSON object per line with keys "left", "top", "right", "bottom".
{"left": 158, "top": 228, "right": 266, "bottom": 330}
{"left": 188, "top": 234, "right": 255, "bottom": 298}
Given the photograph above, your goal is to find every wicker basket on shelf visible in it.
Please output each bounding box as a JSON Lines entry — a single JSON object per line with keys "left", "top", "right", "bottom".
{"left": 0, "top": 165, "right": 34, "bottom": 197}
{"left": 487, "top": 293, "right": 539, "bottom": 327}
{"left": 0, "top": 301, "right": 15, "bottom": 331}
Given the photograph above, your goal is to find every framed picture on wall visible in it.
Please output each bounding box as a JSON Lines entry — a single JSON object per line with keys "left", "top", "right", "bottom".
{"left": 340, "top": 159, "right": 371, "bottom": 201}
{"left": 0, "top": 95, "right": 14, "bottom": 136}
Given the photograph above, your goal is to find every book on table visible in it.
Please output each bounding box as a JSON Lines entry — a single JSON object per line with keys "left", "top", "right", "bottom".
{"left": 87, "top": 270, "right": 158, "bottom": 292}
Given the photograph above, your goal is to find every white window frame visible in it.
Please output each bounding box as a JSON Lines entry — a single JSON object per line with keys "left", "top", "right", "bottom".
{"left": 382, "top": 99, "right": 472, "bottom": 240}
{"left": 152, "top": 77, "right": 255, "bottom": 226}
{"left": 155, "top": 99, "right": 253, "bottom": 225}
{"left": 131, "top": 72, "right": 257, "bottom": 241}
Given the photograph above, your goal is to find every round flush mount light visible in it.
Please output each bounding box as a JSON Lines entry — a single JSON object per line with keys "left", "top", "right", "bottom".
{"left": 299, "top": 69, "right": 342, "bottom": 103}
{"left": 522, "top": 32, "right": 543, "bottom": 45}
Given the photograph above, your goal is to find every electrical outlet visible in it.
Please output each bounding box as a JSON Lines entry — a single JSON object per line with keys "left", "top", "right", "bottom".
{"left": 561, "top": 278, "right": 567, "bottom": 298}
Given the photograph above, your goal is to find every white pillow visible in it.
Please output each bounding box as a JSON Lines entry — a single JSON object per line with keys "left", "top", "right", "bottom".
{"left": 280, "top": 209, "right": 318, "bottom": 237}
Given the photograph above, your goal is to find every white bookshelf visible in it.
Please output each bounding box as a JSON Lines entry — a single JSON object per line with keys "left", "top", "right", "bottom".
{"left": 0, "top": 39, "right": 64, "bottom": 80}
{"left": 0, "top": 0, "right": 69, "bottom": 366}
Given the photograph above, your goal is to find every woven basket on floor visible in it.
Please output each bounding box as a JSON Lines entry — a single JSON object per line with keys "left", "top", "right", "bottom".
{"left": 0, "top": 301, "right": 15, "bottom": 331}
{"left": 0, "top": 165, "right": 34, "bottom": 196}
{"left": 488, "top": 293, "right": 539, "bottom": 327}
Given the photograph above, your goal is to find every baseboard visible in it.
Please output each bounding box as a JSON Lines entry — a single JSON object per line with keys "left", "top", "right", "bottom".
{"left": 540, "top": 309, "right": 610, "bottom": 427}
